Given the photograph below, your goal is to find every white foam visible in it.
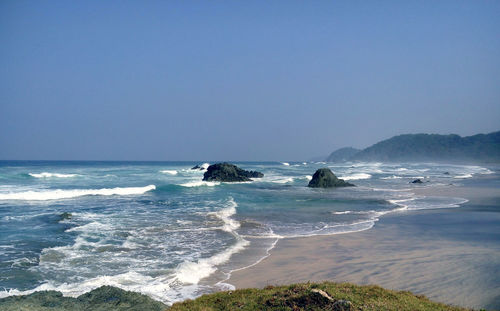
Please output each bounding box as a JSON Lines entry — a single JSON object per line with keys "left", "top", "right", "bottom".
{"left": 271, "top": 177, "right": 295, "bottom": 183}
{"left": 175, "top": 198, "right": 248, "bottom": 284}
{"left": 388, "top": 196, "right": 468, "bottom": 211}
{"left": 380, "top": 175, "right": 403, "bottom": 179}
{"left": 65, "top": 221, "right": 113, "bottom": 233}
{"left": 29, "top": 172, "right": 77, "bottom": 178}
{"left": 281, "top": 162, "right": 290, "bottom": 166}
{"left": 160, "top": 170, "right": 178, "bottom": 175}
{"left": 174, "top": 237, "right": 249, "bottom": 284}
{"left": 0, "top": 185, "right": 156, "bottom": 201}
{"left": 179, "top": 181, "right": 220, "bottom": 187}
{"left": 332, "top": 211, "right": 353, "bottom": 215}
{"left": 282, "top": 220, "right": 376, "bottom": 238}
{"left": 200, "top": 163, "right": 210, "bottom": 170}
{"left": 339, "top": 173, "right": 372, "bottom": 180}
{"left": 454, "top": 174, "right": 473, "bottom": 179}
{"left": 208, "top": 198, "right": 240, "bottom": 232}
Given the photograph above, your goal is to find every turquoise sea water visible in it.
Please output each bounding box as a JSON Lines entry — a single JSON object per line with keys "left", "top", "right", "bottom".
{"left": 0, "top": 161, "right": 497, "bottom": 304}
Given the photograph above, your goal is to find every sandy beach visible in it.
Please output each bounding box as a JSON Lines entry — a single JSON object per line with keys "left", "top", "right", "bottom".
{"left": 228, "top": 182, "right": 500, "bottom": 310}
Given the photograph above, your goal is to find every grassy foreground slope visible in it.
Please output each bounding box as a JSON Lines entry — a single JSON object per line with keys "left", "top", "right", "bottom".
{"left": 171, "top": 282, "right": 471, "bottom": 311}
{"left": 0, "top": 282, "right": 478, "bottom": 310}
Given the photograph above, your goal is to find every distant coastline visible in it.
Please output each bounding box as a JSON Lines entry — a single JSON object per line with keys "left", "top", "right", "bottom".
{"left": 327, "top": 130, "right": 500, "bottom": 163}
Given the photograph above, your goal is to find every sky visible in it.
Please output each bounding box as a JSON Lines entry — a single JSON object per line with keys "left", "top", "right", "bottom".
{"left": 1, "top": 1, "right": 499, "bottom": 161}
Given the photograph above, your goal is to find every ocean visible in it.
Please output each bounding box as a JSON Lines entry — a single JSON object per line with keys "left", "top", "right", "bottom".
{"left": 0, "top": 160, "right": 497, "bottom": 305}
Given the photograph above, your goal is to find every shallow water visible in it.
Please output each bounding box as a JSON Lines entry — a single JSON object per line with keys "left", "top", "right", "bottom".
{"left": 0, "top": 160, "right": 496, "bottom": 304}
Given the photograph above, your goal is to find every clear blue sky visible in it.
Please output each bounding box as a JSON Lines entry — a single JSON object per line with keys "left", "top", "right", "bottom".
{"left": 1, "top": 1, "right": 499, "bottom": 161}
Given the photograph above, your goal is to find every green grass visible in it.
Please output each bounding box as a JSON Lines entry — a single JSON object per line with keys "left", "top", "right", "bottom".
{"left": 169, "top": 282, "right": 472, "bottom": 311}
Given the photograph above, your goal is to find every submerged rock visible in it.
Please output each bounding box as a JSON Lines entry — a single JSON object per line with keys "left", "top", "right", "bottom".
{"left": 411, "top": 179, "right": 423, "bottom": 184}
{"left": 203, "top": 163, "right": 264, "bottom": 182}
{"left": 58, "top": 212, "right": 72, "bottom": 221}
{"left": 308, "top": 168, "right": 354, "bottom": 188}
{"left": 0, "top": 286, "right": 167, "bottom": 311}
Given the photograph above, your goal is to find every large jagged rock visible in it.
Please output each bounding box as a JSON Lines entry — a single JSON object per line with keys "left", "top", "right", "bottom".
{"left": 0, "top": 286, "right": 167, "bottom": 311}
{"left": 308, "top": 168, "right": 354, "bottom": 188}
{"left": 203, "top": 163, "right": 263, "bottom": 182}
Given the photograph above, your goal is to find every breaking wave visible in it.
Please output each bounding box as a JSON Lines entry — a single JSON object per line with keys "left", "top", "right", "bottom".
{"left": 0, "top": 185, "right": 156, "bottom": 201}
{"left": 29, "top": 172, "right": 78, "bottom": 178}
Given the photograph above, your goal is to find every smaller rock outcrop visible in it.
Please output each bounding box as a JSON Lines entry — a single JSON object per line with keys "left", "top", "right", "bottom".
{"left": 203, "top": 163, "right": 264, "bottom": 182}
{"left": 410, "top": 179, "right": 423, "bottom": 184}
{"left": 191, "top": 163, "right": 209, "bottom": 171}
{"left": 308, "top": 168, "right": 354, "bottom": 188}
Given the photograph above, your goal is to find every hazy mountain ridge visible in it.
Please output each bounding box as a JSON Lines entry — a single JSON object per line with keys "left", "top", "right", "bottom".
{"left": 327, "top": 131, "right": 500, "bottom": 163}
{"left": 326, "top": 147, "right": 361, "bottom": 162}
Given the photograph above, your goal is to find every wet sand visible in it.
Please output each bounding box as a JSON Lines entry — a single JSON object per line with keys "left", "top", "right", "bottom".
{"left": 228, "top": 183, "right": 500, "bottom": 310}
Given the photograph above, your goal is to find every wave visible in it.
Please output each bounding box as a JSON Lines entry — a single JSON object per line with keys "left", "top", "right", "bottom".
{"left": 179, "top": 181, "right": 220, "bottom": 187}
{"left": 65, "top": 221, "right": 114, "bottom": 233}
{"left": 208, "top": 198, "right": 240, "bottom": 232}
{"left": 388, "top": 196, "right": 468, "bottom": 211}
{"left": 200, "top": 163, "right": 210, "bottom": 170}
{"left": 174, "top": 237, "right": 249, "bottom": 285}
{"left": 454, "top": 174, "right": 473, "bottom": 179}
{"left": 380, "top": 175, "right": 403, "bottom": 179}
{"left": 332, "top": 211, "right": 353, "bottom": 215}
{"left": 160, "top": 170, "right": 178, "bottom": 175}
{"left": 174, "top": 197, "right": 248, "bottom": 284}
{"left": 29, "top": 172, "right": 78, "bottom": 178}
{"left": 339, "top": 173, "right": 372, "bottom": 180}
{"left": 280, "top": 220, "right": 376, "bottom": 239}
{"left": 0, "top": 185, "right": 156, "bottom": 201}
{"left": 269, "top": 177, "right": 295, "bottom": 184}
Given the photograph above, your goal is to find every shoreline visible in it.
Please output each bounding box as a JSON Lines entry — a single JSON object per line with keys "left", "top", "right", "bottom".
{"left": 1, "top": 173, "right": 499, "bottom": 309}
{"left": 227, "top": 181, "right": 500, "bottom": 310}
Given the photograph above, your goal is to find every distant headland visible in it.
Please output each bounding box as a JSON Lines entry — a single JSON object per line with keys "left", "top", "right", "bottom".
{"left": 326, "top": 131, "right": 500, "bottom": 163}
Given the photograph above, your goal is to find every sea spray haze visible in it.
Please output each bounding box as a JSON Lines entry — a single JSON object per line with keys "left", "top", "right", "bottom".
{"left": 0, "top": 160, "right": 495, "bottom": 305}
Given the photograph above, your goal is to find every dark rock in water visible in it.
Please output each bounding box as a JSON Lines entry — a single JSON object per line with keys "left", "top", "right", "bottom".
{"left": 191, "top": 163, "right": 209, "bottom": 170}
{"left": 0, "top": 286, "right": 166, "bottom": 311}
{"left": 308, "top": 168, "right": 354, "bottom": 188}
{"left": 444, "top": 172, "right": 450, "bottom": 175}
{"left": 59, "top": 212, "right": 72, "bottom": 221}
{"left": 203, "top": 163, "right": 264, "bottom": 182}
{"left": 411, "top": 179, "right": 423, "bottom": 184}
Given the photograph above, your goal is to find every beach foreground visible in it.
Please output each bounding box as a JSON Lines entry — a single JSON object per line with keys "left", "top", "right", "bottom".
{"left": 228, "top": 184, "right": 500, "bottom": 310}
